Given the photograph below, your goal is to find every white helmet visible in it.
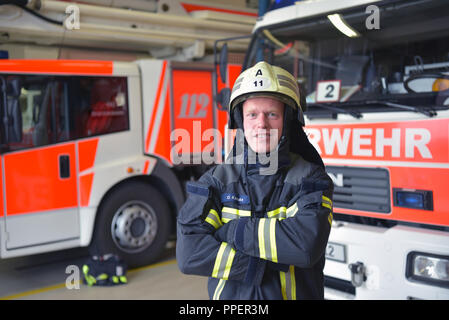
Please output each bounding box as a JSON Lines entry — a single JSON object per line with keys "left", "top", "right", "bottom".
{"left": 229, "top": 61, "right": 304, "bottom": 128}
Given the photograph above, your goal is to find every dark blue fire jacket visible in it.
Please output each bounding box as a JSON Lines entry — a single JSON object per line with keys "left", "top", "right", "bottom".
{"left": 176, "top": 153, "right": 333, "bottom": 300}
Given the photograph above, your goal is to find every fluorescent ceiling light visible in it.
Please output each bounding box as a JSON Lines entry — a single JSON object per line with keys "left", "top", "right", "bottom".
{"left": 327, "top": 13, "right": 360, "bottom": 38}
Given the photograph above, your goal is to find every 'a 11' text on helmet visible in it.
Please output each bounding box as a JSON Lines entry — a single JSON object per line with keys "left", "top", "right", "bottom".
{"left": 228, "top": 61, "right": 305, "bottom": 129}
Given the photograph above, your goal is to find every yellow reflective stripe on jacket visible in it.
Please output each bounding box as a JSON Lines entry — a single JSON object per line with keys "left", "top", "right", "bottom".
{"left": 328, "top": 211, "right": 333, "bottom": 226}
{"left": 322, "top": 195, "right": 333, "bottom": 226}
{"left": 280, "top": 265, "right": 296, "bottom": 300}
{"left": 286, "top": 203, "right": 298, "bottom": 218}
{"left": 213, "top": 279, "right": 226, "bottom": 300}
{"left": 267, "top": 206, "right": 286, "bottom": 218}
{"left": 205, "top": 209, "right": 222, "bottom": 229}
{"left": 267, "top": 203, "right": 298, "bottom": 220}
{"left": 211, "top": 242, "right": 236, "bottom": 280}
{"left": 322, "top": 195, "right": 333, "bottom": 209}
{"left": 258, "top": 218, "right": 278, "bottom": 263}
{"left": 221, "top": 206, "right": 251, "bottom": 223}
{"left": 280, "top": 269, "right": 287, "bottom": 300}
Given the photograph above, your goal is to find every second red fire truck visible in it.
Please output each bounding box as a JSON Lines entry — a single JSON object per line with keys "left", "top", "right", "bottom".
{"left": 0, "top": 59, "right": 240, "bottom": 268}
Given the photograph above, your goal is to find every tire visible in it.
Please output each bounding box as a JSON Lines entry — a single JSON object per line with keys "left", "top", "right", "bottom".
{"left": 89, "top": 181, "right": 172, "bottom": 268}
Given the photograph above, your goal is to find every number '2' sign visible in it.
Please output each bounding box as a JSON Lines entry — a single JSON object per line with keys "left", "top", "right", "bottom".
{"left": 316, "top": 80, "right": 341, "bottom": 103}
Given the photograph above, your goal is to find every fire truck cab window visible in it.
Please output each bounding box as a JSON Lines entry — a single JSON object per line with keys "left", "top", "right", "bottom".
{"left": 248, "top": 1, "right": 449, "bottom": 118}
{"left": 0, "top": 75, "right": 129, "bottom": 152}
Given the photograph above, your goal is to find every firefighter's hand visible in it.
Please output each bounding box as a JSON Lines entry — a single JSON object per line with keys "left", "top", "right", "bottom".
{"left": 213, "top": 220, "right": 237, "bottom": 244}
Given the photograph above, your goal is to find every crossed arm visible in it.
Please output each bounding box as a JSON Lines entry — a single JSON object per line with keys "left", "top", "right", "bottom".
{"left": 176, "top": 169, "right": 333, "bottom": 284}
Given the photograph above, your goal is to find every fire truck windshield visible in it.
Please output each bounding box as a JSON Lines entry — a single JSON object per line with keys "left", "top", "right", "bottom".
{"left": 246, "top": 0, "right": 449, "bottom": 119}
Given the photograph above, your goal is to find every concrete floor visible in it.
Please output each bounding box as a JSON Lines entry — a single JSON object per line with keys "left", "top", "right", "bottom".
{"left": 0, "top": 244, "right": 209, "bottom": 300}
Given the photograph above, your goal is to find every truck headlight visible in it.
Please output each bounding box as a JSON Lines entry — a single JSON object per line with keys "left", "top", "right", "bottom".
{"left": 407, "top": 252, "right": 449, "bottom": 288}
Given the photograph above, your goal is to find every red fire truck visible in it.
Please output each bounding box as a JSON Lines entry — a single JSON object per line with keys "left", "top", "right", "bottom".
{"left": 0, "top": 59, "right": 240, "bottom": 267}
{"left": 216, "top": 0, "right": 449, "bottom": 299}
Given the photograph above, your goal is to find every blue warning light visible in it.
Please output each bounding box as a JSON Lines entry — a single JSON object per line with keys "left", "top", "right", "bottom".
{"left": 396, "top": 192, "right": 424, "bottom": 209}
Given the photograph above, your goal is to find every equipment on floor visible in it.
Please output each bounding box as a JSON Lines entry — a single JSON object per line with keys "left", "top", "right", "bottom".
{"left": 82, "top": 254, "right": 128, "bottom": 286}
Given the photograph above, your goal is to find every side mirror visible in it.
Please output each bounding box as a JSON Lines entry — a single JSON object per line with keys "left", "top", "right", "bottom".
{"left": 216, "top": 87, "right": 231, "bottom": 111}
{"left": 213, "top": 35, "right": 250, "bottom": 113}
{"left": 219, "top": 43, "right": 228, "bottom": 84}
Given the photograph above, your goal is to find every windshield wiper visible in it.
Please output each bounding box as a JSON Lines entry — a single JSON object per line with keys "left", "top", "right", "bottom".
{"left": 365, "top": 100, "right": 437, "bottom": 117}
{"left": 308, "top": 99, "right": 438, "bottom": 119}
{"left": 307, "top": 103, "right": 363, "bottom": 119}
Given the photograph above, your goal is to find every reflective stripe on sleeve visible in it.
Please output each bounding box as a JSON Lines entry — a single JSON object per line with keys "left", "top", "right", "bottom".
{"left": 267, "top": 206, "right": 286, "bottom": 218}
{"left": 286, "top": 203, "right": 298, "bottom": 218}
{"left": 322, "top": 195, "right": 333, "bottom": 226}
{"left": 267, "top": 203, "right": 298, "bottom": 220}
{"left": 205, "top": 209, "right": 222, "bottom": 229}
{"left": 322, "top": 195, "right": 333, "bottom": 210}
{"left": 221, "top": 207, "right": 251, "bottom": 223}
{"left": 322, "top": 202, "right": 332, "bottom": 210}
{"left": 211, "top": 242, "right": 236, "bottom": 280}
{"left": 258, "top": 218, "right": 278, "bottom": 263}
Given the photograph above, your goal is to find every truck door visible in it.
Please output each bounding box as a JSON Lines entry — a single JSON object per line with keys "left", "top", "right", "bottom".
{"left": 140, "top": 61, "right": 239, "bottom": 165}
{"left": 171, "top": 64, "right": 216, "bottom": 164}
{"left": 1, "top": 75, "right": 80, "bottom": 250}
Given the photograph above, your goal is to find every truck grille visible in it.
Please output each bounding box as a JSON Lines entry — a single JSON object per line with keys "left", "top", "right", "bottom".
{"left": 326, "top": 166, "right": 391, "bottom": 213}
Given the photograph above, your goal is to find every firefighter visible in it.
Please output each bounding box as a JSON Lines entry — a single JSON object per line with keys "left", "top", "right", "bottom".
{"left": 176, "top": 61, "right": 333, "bottom": 300}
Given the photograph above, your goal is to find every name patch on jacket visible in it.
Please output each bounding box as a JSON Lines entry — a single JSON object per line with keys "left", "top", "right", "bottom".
{"left": 221, "top": 193, "right": 250, "bottom": 205}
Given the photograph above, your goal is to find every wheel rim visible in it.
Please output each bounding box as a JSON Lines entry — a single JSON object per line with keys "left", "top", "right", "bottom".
{"left": 111, "top": 200, "right": 158, "bottom": 253}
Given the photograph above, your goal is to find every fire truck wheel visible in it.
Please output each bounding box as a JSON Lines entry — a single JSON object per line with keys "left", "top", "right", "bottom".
{"left": 89, "top": 181, "right": 172, "bottom": 268}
